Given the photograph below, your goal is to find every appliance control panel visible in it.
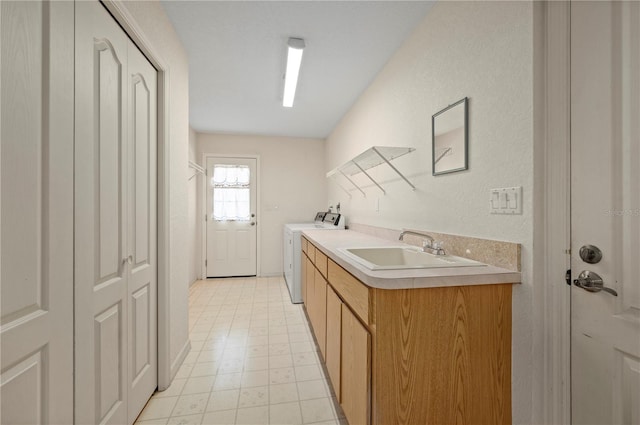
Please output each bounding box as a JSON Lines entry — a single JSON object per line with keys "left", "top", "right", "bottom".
{"left": 323, "top": 213, "right": 342, "bottom": 226}
{"left": 314, "top": 212, "right": 327, "bottom": 222}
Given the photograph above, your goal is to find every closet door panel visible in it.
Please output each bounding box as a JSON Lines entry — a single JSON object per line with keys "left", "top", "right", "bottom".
{"left": 75, "top": 1, "right": 129, "bottom": 423}
{"left": 133, "top": 75, "right": 150, "bottom": 267}
{"left": 96, "top": 39, "right": 125, "bottom": 284}
{"left": 0, "top": 1, "right": 74, "bottom": 423}
{"left": 127, "top": 37, "right": 158, "bottom": 423}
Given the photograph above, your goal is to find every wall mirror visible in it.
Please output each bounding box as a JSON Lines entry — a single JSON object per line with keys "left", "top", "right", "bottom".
{"left": 432, "top": 97, "right": 468, "bottom": 175}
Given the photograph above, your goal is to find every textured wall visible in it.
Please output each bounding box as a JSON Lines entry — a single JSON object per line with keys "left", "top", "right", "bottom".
{"left": 197, "top": 133, "right": 327, "bottom": 276}
{"left": 120, "top": 0, "right": 190, "bottom": 380}
{"left": 325, "top": 2, "right": 535, "bottom": 423}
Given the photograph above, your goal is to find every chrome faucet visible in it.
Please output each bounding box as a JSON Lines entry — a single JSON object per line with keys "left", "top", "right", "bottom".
{"left": 399, "top": 230, "right": 434, "bottom": 244}
{"left": 398, "top": 230, "right": 446, "bottom": 255}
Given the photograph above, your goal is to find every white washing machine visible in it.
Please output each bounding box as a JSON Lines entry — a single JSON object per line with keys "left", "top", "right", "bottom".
{"left": 284, "top": 212, "right": 345, "bottom": 303}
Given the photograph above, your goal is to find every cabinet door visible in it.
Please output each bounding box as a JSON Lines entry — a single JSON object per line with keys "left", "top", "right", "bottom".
{"left": 326, "top": 286, "right": 342, "bottom": 401}
{"left": 301, "top": 251, "right": 307, "bottom": 304}
{"left": 305, "top": 256, "right": 314, "bottom": 309}
{"left": 341, "top": 305, "right": 370, "bottom": 425}
{"left": 313, "top": 268, "right": 327, "bottom": 359}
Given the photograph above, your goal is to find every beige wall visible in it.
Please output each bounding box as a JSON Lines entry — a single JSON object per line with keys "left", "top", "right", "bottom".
{"left": 197, "top": 133, "right": 327, "bottom": 276}
{"left": 120, "top": 0, "right": 190, "bottom": 382}
{"left": 325, "top": 2, "right": 536, "bottom": 423}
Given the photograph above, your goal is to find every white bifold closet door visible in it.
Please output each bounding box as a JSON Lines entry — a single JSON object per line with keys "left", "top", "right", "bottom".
{"left": 75, "top": 2, "right": 158, "bottom": 424}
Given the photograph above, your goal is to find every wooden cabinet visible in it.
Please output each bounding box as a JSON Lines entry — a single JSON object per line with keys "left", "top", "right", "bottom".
{"left": 328, "top": 260, "right": 369, "bottom": 323}
{"left": 325, "top": 286, "right": 342, "bottom": 400}
{"left": 305, "top": 255, "right": 314, "bottom": 307}
{"left": 301, "top": 251, "right": 307, "bottom": 304}
{"left": 302, "top": 239, "right": 513, "bottom": 425}
{"left": 311, "top": 268, "right": 327, "bottom": 359}
{"left": 372, "top": 284, "right": 512, "bottom": 424}
{"left": 341, "top": 304, "right": 370, "bottom": 425}
{"left": 302, "top": 238, "right": 328, "bottom": 359}
{"left": 315, "top": 249, "right": 328, "bottom": 278}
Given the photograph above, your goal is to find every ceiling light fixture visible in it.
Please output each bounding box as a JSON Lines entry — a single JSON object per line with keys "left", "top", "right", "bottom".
{"left": 283, "top": 37, "right": 305, "bottom": 108}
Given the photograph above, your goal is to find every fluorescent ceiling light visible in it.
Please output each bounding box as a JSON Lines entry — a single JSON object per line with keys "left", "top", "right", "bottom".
{"left": 283, "top": 38, "right": 305, "bottom": 108}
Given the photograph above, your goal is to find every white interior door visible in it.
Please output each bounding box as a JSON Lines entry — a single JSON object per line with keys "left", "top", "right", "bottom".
{"left": 571, "top": 2, "right": 640, "bottom": 424}
{"left": 206, "top": 157, "right": 257, "bottom": 277}
{"left": 0, "top": 1, "right": 74, "bottom": 423}
{"left": 75, "top": 1, "right": 158, "bottom": 424}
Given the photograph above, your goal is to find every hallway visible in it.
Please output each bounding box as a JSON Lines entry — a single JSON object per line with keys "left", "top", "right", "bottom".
{"left": 136, "top": 277, "right": 345, "bottom": 425}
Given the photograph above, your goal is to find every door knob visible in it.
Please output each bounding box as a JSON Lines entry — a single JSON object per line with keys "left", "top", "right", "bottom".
{"left": 250, "top": 222, "right": 256, "bottom": 226}
{"left": 573, "top": 270, "right": 617, "bottom": 296}
{"left": 579, "top": 244, "right": 602, "bottom": 264}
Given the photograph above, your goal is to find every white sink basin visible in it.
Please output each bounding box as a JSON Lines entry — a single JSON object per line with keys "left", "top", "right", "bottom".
{"left": 338, "top": 246, "right": 486, "bottom": 270}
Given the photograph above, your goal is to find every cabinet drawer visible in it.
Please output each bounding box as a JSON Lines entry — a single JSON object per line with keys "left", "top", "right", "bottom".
{"left": 315, "top": 250, "right": 328, "bottom": 278}
{"left": 328, "top": 260, "right": 369, "bottom": 324}
{"left": 308, "top": 244, "right": 316, "bottom": 263}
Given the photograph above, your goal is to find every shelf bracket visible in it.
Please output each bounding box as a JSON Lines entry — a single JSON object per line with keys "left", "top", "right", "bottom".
{"left": 338, "top": 170, "right": 366, "bottom": 197}
{"left": 188, "top": 161, "right": 206, "bottom": 181}
{"left": 371, "top": 147, "right": 416, "bottom": 190}
{"left": 330, "top": 175, "right": 353, "bottom": 198}
{"left": 351, "top": 161, "right": 386, "bottom": 195}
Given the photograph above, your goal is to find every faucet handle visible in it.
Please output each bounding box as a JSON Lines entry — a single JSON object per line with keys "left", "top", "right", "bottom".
{"left": 422, "top": 240, "right": 432, "bottom": 249}
{"left": 433, "top": 241, "right": 446, "bottom": 255}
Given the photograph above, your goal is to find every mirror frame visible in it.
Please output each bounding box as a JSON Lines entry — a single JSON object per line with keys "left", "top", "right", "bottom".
{"left": 432, "top": 97, "right": 468, "bottom": 176}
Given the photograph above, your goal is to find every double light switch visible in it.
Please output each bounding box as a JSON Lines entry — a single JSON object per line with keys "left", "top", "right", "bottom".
{"left": 490, "top": 186, "right": 522, "bottom": 215}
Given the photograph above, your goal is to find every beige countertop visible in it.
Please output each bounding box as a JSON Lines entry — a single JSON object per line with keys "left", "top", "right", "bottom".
{"left": 302, "top": 229, "right": 521, "bottom": 290}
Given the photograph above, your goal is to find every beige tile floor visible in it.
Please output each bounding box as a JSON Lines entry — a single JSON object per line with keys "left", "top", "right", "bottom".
{"left": 136, "top": 277, "right": 347, "bottom": 425}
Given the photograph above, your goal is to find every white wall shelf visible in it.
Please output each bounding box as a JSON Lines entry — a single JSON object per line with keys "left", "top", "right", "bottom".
{"left": 326, "top": 146, "right": 416, "bottom": 196}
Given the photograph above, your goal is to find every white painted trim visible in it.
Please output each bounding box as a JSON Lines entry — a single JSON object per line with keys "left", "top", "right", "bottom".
{"left": 201, "top": 152, "right": 207, "bottom": 280}
{"left": 201, "top": 153, "right": 262, "bottom": 278}
{"left": 170, "top": 339, "right": 191, "bottom": 382}
{"left": 100, "top": 0, "right": 173, "bottom": 391}
{"left": 535, "top": 1, "right": 572, "bottom": 423}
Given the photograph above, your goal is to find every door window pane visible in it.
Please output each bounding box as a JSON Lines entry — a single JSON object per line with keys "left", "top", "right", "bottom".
{"left": 211, "top": 164, "right": 250, "bottom": 221}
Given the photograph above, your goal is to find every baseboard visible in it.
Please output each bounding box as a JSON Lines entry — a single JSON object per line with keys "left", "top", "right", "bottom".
{"left": 167, "top": 339, "right": 191, "bottom": 386}
{"left": 259, "top": 272, "right": 283, "bottom": 278}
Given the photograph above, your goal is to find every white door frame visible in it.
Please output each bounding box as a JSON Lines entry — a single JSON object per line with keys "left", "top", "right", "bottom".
{"left": 536, "top": 2, "right": 571, "bottom": 424}
{"left": 200, "top": 153, "right": 261, "bottom": 279}
{"left": 100, "top": 0, "right": 174, "bottom": 390}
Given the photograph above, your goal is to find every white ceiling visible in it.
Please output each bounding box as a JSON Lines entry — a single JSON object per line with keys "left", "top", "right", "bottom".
{"left": 161, "top": 1, "right": 434, "bottom": 139}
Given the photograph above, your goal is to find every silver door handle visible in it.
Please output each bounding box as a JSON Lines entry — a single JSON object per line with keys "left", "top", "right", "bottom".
{"left": 573, "top": 270, "right": 618, "bottom": 296}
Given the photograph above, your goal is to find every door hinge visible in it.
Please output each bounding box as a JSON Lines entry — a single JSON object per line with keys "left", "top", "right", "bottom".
{"left": 205, "top": 260, "right": 207, "bottom": 266}
{"left": 205, "top": 214, "right": 208, "bottom": 222}
{"left": 565, "top": 269, "right": 571, "bottom": 286}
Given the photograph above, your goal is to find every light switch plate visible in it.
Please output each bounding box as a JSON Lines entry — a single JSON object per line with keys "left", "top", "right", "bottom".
{"left": 490, "top": 186, "right": 523, "bottom": 215}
